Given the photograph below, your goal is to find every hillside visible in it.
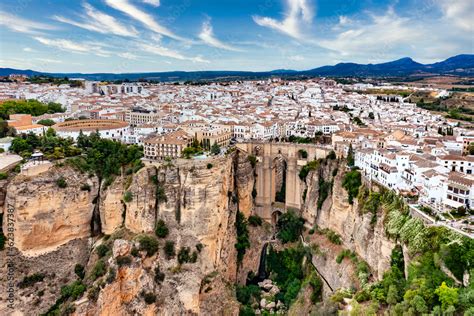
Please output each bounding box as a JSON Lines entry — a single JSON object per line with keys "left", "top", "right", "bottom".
{"left": 1, "top": 54, "right": 473, "bottom": 82}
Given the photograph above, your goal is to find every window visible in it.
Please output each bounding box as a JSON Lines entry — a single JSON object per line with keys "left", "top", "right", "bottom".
{"left": 448, "top": 186, "right": 453, "bottom": 191}
{"left": 454, "top": 188, "right": 459, "bottom": 194}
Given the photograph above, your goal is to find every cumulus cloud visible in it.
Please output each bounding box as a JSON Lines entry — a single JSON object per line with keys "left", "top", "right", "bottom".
{"left": 318, "top": 6, "right": 472, "bottom": 63}
{"left": 105, "top": 0, "right": 186, "bottom": 41}
{"left": 0, "top": 11, "right": 56, "bottom": 34}
{"left": 53, "top": 3, "right": 138, "bottom": 37}
{"left": 198, "top": 19, "right": 243, "bottom": 52}
{"left": 438, "top": 0, "right": 473, "bottom": 31}
{"left": 34, "top": 37, "right": 111, "bottom": 57}
{"left": 253, "top": 0, "right": 314, "bottom": 40}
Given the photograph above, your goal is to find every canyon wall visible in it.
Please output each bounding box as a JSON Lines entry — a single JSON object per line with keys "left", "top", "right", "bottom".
{"left": 3, "top": 165, "right": 99, "bottom": 255}
{"left": 302, "top": 161, "right": 396, "bottom": 280}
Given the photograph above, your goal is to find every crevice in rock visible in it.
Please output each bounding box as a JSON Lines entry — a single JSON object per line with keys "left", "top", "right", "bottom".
{"left": 91, "top": 180, "right": 103, "bottom": 236}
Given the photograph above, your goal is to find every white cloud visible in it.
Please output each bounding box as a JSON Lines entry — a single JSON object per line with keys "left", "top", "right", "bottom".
{"left": 36, "top": 58, "right": 63, "bottom": 64}
{"left": 142, "top": 0, "right": 160, "bottom": 7}
{"left": 53, "top": 3, "right": 138, "bottom": 37}
{"left": 137, "top": 42, "right": 209, "bottom": 63}
{"left": 319, "top": 9, "right": 422, "bottom": 58}
{"left": 318, "top": 6, "right": 472, "bottom": 63}
{"left": 253, "top": 0, "right": 314, "bottom": 40}
{"left": 23, "top": 47, "right": 35, "bottom": 52}
{"left": 0, "top": 11, "right": 56, "bottom": 34}
{"left": 438, "top": 0, "right": 473, "bottom": 31}
{"left": 198, "top": 19, "right": 243, "bottom": 52}
{"left": 118, "top": 52, "right": 139, "bottom": 60}
{"left": 34, "top": 37, "right": 111, "bottom": 57}
{"left": 289, "top": 55, "right": 304, "bottom": 61}
{"left": 105, "top": 0, "right": 185, "bottom": 41}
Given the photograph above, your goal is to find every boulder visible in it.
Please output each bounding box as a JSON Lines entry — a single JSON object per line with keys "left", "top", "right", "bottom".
{"left": 260, "top": 298, "right": 267, "bottom": 308}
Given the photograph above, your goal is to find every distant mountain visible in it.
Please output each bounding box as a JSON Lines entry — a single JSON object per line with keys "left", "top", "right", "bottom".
{"left": 1, "top": 54, "right": 472, "bottom": 82}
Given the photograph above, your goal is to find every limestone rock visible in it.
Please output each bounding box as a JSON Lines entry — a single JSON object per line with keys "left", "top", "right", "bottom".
{"left": 112, "top": 239, "right": 131, "bottom": 257}
{"left": 3, "top": 165, "right": 99, "bottom": 255}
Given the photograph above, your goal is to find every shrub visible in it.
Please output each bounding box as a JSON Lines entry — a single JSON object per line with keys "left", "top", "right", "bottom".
{"left": 276, "top": 210, "right": 305, "bottom": 243}
{"left": 106, "top": 267, "right": 116, "bottom": 283}
{"left": 154, "top": 266, "right": 165, "bottom": 284}
{"left": 177, "top": 247, "right": 191, "bottom": 264}
{"left": 61, "top": 280, "right": 86, "bottom": 300}
{"left": 142, "top": 292, "right": 156, "bottom": 305}
{"left": 236, "top": 284, "right": 261, "bottom": 305}
{"left": 342, "top": 170, "right": 362, "bottom": 204}
{"left": 326, "top": 150, "right": 336, "bottom": 160}
{"left": 299, "top": 160, "right": 319, "bottom": 180}
{"left": 196, "top": 243, "right": 204, "bottom": 253}
{"left": 164, "top": 240, "right": 175, "bottom": 259}
{"left": 298, "top": 149, "right": 308, "bottom": 159}
{"left": 248, "top": 215, "right": 263, "bottom": 226}
{"left": 90, "top": 260, "right": 106, "bottom": 280}
{"left": 74, "top": 264, "right": 85, "bottom": 279}
{"left": 87, "top": 286, "right": 100, "bottom": 302}
{"left": 248, "top": 155, "right": 257, "bottom": 168}
{"left": 156, "top": 185, "right": 167, "bottom": 203}
{"left": 80, "top": 183, "right": 91, "bottom": 191}
{"left": 95, "top": 244, "right": 109, "bottom": 258}
{"left": 0, "top": 172, "right": 7, "bottom": 180}
{"left": 56, "top": 177, "right": 67, "bottom": 188}
{"left": 18, "top": 273, "right": 45, "bottom": 288}
{"left": 206, "top": 163, "right": 213, "bottom": 169}
{"left": 155, "top": 219, "right": 169, "bottom": 238}
{"left": 123, "top": 191, "right": 133, "bottom": 202}
{"left": 138, "top": 235, "right": 159, "bottom": 256}
{"left": 116, "top": 255, "right": 132, "bottom": 267}
{"left": 235, "top": 211, "right": 250, "bottom": 263}
{"left": 131, "top": 247, "right": 139, "bottom": 257}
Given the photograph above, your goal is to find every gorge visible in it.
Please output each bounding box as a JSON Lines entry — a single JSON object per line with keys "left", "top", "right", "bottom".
{"left": 0, "top": 145, "right": 472, "bottom": 315}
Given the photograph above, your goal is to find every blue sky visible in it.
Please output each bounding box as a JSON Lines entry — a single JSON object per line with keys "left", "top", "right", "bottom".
{"left": 0, "top": 0, "right": 472, "bottom": 73}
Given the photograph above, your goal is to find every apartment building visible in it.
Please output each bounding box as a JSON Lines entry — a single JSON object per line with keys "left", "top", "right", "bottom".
{"left": 125, "top": 109, "right": 160, "bottom": 126}
{"left": 143, "top": 129, "right": 193, "bottom": 160}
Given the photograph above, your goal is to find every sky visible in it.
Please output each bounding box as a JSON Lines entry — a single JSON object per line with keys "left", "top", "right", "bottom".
{"left": 0, "top": 0, "right": 472, "bottom": 73}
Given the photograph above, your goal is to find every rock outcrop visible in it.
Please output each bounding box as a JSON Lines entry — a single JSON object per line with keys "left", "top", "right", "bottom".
{"left": 3, "top": 165, "right": 99, "bottom": 255}
{"left": 302, "top": 161, "right": 396, "bottom": 280}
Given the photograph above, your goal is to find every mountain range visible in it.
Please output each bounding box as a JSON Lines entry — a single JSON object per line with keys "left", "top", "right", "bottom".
{"left": 1, "top": 54, "right": 473, "bottom": 82}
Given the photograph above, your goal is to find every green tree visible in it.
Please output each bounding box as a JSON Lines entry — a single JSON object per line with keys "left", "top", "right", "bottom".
{"left": 347, "top": 144, "right": 355, "bottom": 166}
{"left": 435, "top": 282, "right": 458, "bottom": 311}
{"left": 386, "top": 285, "right": 399, "bottom": 305}
{"left": 276, "top": 210, "right": 305, "bottom": 243}
{"left": 210, "top": 142, "right": 220, "bottom": 155}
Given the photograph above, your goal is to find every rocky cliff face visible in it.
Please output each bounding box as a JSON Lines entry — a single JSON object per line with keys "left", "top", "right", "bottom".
{"left": 1, "top": 153, "right": 255, "bottom": 315}
{"left": 3, "top": 165, "right": 99, "bottom": 255}
{"left": 302, "top": 161, "right": 396, "bottom": 280}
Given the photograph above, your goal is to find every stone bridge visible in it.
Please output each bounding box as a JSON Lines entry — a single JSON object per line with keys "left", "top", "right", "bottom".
{"left": 236, "top": 142, "right": 331, "bottom": 223}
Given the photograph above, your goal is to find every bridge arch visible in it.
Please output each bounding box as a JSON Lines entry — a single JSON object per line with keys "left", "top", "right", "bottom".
{"left": 237, "top": 142, "right": 331, "bottom": 222}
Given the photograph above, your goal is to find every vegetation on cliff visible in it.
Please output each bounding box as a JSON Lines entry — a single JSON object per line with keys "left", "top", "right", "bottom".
{"left": 350, "top": 190, "right": 474, "bottom": 315}
{"left": 276, "top": 209, "right": 305, "bottom": 243}
{"left": 342, "top": 169, "right": 362, "bottom": 204}
{"left": 235, "top": 211, "right": 250, "bottom": 264}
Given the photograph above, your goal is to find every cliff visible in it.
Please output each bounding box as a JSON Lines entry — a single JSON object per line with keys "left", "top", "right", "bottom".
{"left": 2, "top": 165, "right": 99, "bottom": 255}
{"left": 302, "top": 160, "right": 396, "bottom": 280}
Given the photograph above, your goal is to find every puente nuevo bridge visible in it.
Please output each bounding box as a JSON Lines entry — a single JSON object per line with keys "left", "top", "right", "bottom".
{"left": 236, "top": 142, "right": 332, "bottom": 223}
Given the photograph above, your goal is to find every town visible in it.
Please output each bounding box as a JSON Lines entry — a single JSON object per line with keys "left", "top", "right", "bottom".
{"left": 1, "top": 75, "right": 473, "bottom": 238}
